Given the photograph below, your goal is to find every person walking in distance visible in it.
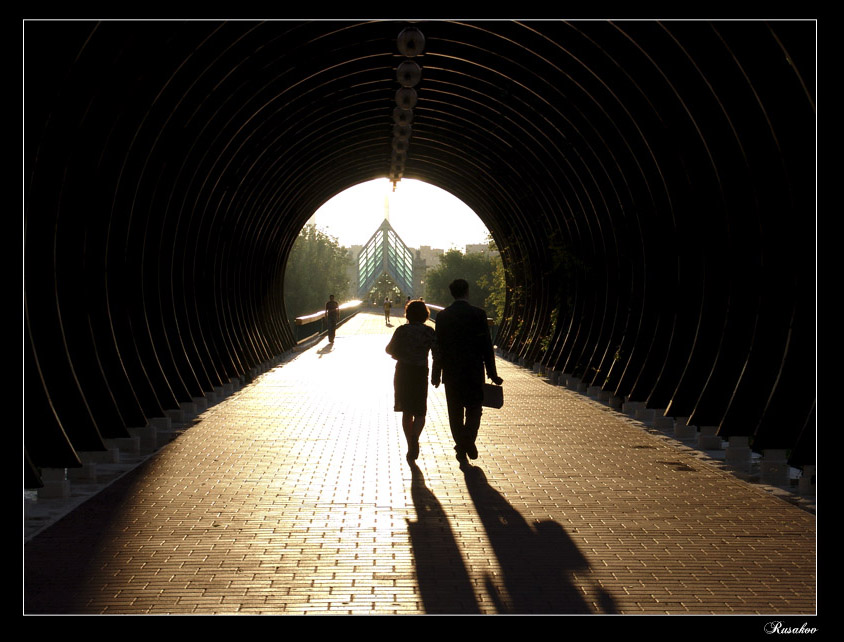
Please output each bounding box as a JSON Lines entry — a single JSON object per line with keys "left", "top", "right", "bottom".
{"left": 385, "top": 300, "right": 438, "bottom": 462}
{"left": 325, "top": 294, "right": 340, "bottom": 343}
{"left": 431, "top": 278, "right": 503, "bottom": 465}
{"left": 384, "top": 297, "right": 392, "bottom": 325}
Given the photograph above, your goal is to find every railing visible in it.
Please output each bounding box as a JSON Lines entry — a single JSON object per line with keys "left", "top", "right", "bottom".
{"left": 293, "top": 299, "right": 363, "bottom": 343}
{"left": 424, "top": 303, "right": 444, "bottom": 320}
{"left": 292, "top": 300, "right": 495, "bottom": 343}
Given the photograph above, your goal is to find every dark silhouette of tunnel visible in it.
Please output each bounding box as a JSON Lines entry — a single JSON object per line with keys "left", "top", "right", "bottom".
{"left": 24, "top": 20, "right": 816, "bottom": 488}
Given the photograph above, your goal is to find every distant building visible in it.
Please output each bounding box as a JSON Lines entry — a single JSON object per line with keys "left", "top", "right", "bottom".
{"left": 343, "top": 222, "right": 495, "bottom": 302}
{"left": 416, "top": 245, "right": 444, "bottom": 270}
{"left": 465, "top": 243, "right": 500, "bottom": 259}
{"left": 356, "top": 219, "right": 417, "bottom": 299}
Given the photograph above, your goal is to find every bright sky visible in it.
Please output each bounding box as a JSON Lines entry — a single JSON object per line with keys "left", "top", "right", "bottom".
{"left": 307, "top": 178, "right": 490, "bottom": 250}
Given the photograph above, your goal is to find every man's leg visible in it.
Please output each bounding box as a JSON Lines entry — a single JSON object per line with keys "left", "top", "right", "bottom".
{"left": 463, "top": 404, "right": 483, "bottom": 459}
{"left": 444, "top": 384, "right": 468, "bottom": 460}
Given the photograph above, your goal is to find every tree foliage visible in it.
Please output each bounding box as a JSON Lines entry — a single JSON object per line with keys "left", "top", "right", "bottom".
{"left": 424, "top": 244, "right": 505, "bottom": 322}
{"left": 283, "top": 225, "right": 351, "bottom": 323}
{"left": 477, "top": 255, "right": 506, "bottom": 323}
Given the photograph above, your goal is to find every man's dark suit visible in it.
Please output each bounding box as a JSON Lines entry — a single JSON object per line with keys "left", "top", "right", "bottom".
{"left": 432, "top": 299, "right": 500, "bottom": 458}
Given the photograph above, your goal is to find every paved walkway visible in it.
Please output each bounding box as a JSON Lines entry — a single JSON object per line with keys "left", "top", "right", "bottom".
{"left": 24, "top": 313, "right": 816, "bottom": 616}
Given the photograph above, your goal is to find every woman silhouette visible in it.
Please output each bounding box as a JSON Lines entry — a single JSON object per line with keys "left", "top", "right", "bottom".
{"left": 385, "top": 300, "right": 439, "bottom": 461}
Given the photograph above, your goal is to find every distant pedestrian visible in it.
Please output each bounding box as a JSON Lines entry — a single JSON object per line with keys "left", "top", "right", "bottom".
{"left": 431, "top": 279, "right": 502, "bottom": 465}
{"left": 384, "top": 297, "right": 392, "bottom": 324}
{"left": 386, "top": 300, "right": 438, "bottom": 462}
{"left": 325, "top": 294, "right": 340, "bottom": 343}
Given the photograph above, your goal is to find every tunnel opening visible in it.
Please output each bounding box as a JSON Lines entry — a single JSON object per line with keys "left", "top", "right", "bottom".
{"left": 282, "top": 178, "right": 505, "bottom": 336}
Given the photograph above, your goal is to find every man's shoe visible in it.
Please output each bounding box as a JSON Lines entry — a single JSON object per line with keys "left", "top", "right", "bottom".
{"left": 455, "top": 447, "right": 468, "bottom": 464}
{"left": 466, "top": 443, "right": 478, "bottom": 460}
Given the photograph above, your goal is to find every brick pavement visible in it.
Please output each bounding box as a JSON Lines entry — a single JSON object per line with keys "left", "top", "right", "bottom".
{"left": 24, "top": 312, "right": 816, "bottom": 616}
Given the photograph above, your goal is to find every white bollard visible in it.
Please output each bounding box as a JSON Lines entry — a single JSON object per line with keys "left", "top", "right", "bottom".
{"left": 673, "top": 417, "right": 697, "bottom": 439}
{"left": 653, "top": 411, "right": 674, "bottom": 430}
{"left": 798, "top": 465, "right": 816, "bottom": 495}
{"left": 697, "top": 426, "right": 723, "bottom": 450}
{"left": 37, "top": 467, "right": 71, "bottom": 499}
{"left": 725, "top": 436, "right": 753, "bottom": 472}
{"left": 622, "top": 400, "right": 644, "bottom": 416}
{"left": 760, "top": 449, "right": 790, "bottom": 486}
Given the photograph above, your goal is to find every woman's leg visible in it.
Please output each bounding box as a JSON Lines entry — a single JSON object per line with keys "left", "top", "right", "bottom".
{"left": 402, "top": 412, "right": 418, "bottom": 460}
{"left": 403, "top": 412, "right": 428, "bottom": 460}
{"left": 412, "top": 414, "right": 426, "bottom": 437}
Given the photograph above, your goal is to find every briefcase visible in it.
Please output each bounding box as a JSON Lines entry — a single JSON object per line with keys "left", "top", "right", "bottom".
{"left": 482, "top": 383, "right": 504, "bottom": 409}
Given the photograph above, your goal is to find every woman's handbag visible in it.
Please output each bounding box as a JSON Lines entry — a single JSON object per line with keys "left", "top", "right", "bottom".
{"left": 482, "top": 383, "right": 504, "bottom": 409}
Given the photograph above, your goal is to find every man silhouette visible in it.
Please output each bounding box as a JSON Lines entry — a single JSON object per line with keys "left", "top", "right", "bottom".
{"left": 325, "top": 294, "right": 340, "bottom": 343}
{"left": 384, "top": 297, "right": 392, "bottom": 324}
{"left": 432, "top": 278, "right": 503, "bottom": 464}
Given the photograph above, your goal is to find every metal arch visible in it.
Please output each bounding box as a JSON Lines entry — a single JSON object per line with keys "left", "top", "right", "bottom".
{"left": 414, "top": 26, "right": 660, "bottom": 376}
{"left": 24, "top": 19, "right": 816, "bottom": 485}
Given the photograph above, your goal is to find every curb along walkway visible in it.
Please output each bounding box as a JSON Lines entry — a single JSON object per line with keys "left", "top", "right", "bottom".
{"left": 24, "top": 313, "right": 816, "bottom": 616}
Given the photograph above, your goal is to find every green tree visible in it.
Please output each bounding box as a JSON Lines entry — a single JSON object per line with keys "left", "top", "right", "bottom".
{"left": 477, "top": 255, "right": 506, "bottom": 323}
{"left": 283, "top": 224, "right": 351, "bottom": 323}
{"left": 424, "top": 245, "right": 504, "bottom": 322}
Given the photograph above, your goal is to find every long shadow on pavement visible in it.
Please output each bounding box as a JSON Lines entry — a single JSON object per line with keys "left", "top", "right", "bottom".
{"left": 407, "top": 462, "right": 480, "bottom": 614}
{"left": 24, "top": 458, "right": 155, "bottom": 614}
{"left": 462, "top": 465, "right": 617, "bottom": 614}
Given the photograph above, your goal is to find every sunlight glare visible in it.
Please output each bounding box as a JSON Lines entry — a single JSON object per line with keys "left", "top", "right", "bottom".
{"left": 309, "top": 178, "right": 489, "bottom": 250}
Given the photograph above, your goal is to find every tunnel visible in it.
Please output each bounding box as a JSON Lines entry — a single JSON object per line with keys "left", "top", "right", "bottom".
{"left": 24, "top": 20, "right": 816, "bottom": 489}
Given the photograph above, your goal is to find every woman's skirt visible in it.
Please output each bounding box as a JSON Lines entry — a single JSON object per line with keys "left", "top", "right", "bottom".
{"left": 394, "top": 362, "right": 429, "bottom": 415}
